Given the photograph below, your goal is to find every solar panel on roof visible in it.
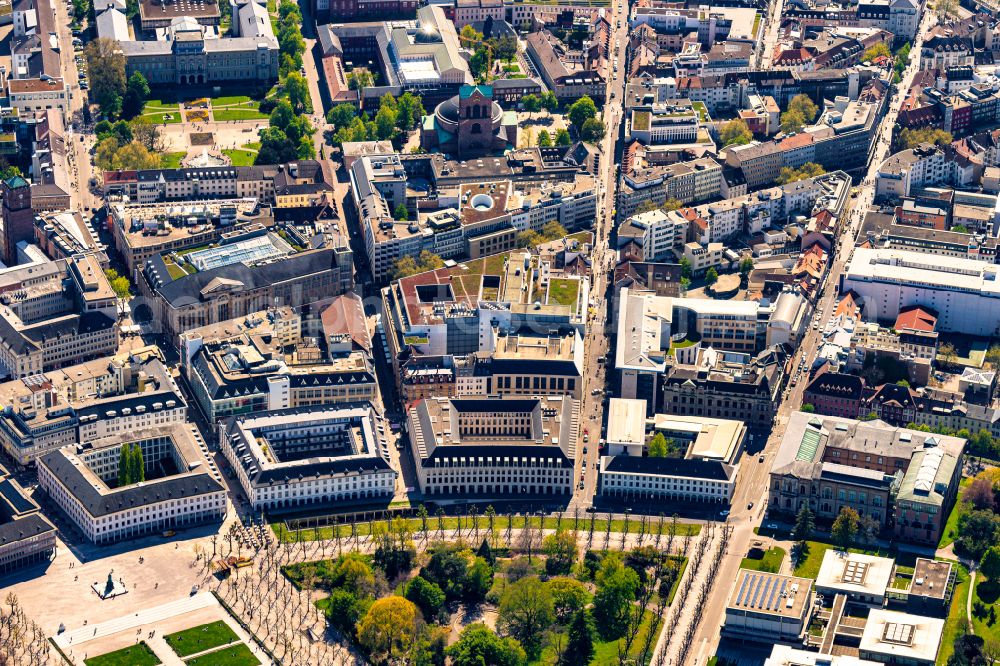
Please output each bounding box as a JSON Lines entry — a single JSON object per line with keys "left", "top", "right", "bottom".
{"left": 737, "top": 573, "right": 750, "bottom": 606}
{"left": 766, "top": 578, "right": 778, "bottom": 610}
{"left": 751, "top": 575, "right": 765, "bottom": 608}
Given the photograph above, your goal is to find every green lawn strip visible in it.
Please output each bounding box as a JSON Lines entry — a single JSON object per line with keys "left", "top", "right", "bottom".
{"left": 161, "top": 152, "right": 187, "bottom": 169}
{"left": 164, "top": 621, "right": 241, "bottom": 658}
{"left": 740, "top": 546, "right": 786, "bottom": 573}
{"left": 222, "top": 149, "right": 258, "bottom": 167}
{"left": 273, "top": 516, "right": 701, "bottom": 543}
{"left": 242, "top": 141, "right": 262, "bottom": 150}
{"left": 938, "top": 477, "right": 971, "bottom": 549}
{"left": 937, "top": 563, "right": 971, "bottom": 665}
{"left": 85, "top": 642, "right": 161, "bottom": 666}
{"left": 212, "top": 95, "right": 253, "bottom": 106}
{"left": 184, "top": 644, "right": 259, "bottom": 666}
{"left": 665, "top": 556, "right": 688, "bottom": 605}
{"left": 144, "top": 99, "right": 180, "bottom": 109}
{"left": 142, "top": 113, "right": 183, "bottom": 124}
{"left": 212, "top": 109, "right": 269, "bottom": 122}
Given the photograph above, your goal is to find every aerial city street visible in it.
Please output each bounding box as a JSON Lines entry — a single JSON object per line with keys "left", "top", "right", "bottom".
{"left": 0, "top": 0, "right": 1000, "bottom": 663}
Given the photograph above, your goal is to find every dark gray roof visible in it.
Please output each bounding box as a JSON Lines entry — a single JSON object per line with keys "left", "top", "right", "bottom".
{"left": 603, "top": 456, "right": 733, "bottom": 480}
{"left": 255, "top": 456, "right": 392, "bottom": 484}
{"left": 451, "top": 398, "right": 538, "bottom": 412}
{"left": 21, "top": 312, "right": 116, "bottom": 344}
{"left": 425, "top": 444, "right": 571, "bottom": 466}
{"left": 148, "top": 249, "right": 335, "bottom": 307}
{"left": 0, "top": 513, "right": 55, "bottom": 547}
{"left": 75, "top": 389, "right": 185, "bottom": 420}
{"left": 40, "top": 451, "right": 223, "bottom": 517}
{"left": 473, "top": 358, "right": 580, "bottom": 377}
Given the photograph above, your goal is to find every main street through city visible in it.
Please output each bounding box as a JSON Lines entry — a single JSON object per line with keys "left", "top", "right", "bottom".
{"left": 569, "top": 0, "right": 632, "bottom": 507}
{"left": 684, "top": 9, "right": 941, "bottom": 664}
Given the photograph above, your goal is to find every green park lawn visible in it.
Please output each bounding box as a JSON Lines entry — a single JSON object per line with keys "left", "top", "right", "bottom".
{"left": 970, "top": 576, "right": 1000, "bottom": 645}
{"left": 213, "top": 109, "right": 269, "bottom": 122}
{"left": 141, "top": 100, "right": 182, "bottom": 124}
{"left": 938, "top": 477, "right": 972, "bottom": 549}
{"left": 222, "top": 149, "right": 258, "bottom": 166}
{"left": 212, "top": 95, "right": 254, "bottom": 106}
{"left": 184, "top": 644, "right": 259, "bottom": 666}
{"left": 741, "top": 546, "right": 786, "bottom": 573}
{"left": 164, "top": 621, "right": 240, "bottom": 658}
{"left": 160, "top": 152, "right": 186, "bottom": 169}
{"left": 85, "top": 643, "right": 161, "bottom": 666}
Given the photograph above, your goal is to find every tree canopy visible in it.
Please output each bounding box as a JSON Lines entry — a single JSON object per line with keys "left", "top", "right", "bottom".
{"left": 356, "top": 596, "right": 422, "bottom": 664}
{"left": 720, "top": 118, "right": 753, "bottom": 147}
{"left": 448, "top": 624, "right": 526, "bottom": 666}
{"left": 497, "top": 576, "right": 554, "bottom": 659}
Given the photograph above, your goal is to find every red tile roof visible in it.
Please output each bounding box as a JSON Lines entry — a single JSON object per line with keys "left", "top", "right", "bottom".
{"left": 894, "top": 305, "right": 938, "bottom": 333}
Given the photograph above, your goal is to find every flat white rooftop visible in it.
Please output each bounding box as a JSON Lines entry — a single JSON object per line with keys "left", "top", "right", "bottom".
{"left": 860, "top": 609, "right": 943, "bottom": 665}
{"left": 845, "top": 247, "right": 1000, "bottom": 297}
{"left": 606, "top": 398, "right": 647, "bottom": 447}
{"left": 815, "top": 550, "right": 895, "bottom": 599}
{"left": 765, "top": 645, "right": 881, "bottom": 666}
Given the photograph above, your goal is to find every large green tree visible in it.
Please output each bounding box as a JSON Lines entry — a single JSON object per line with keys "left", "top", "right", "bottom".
{"left": 561, "top": 610, "right": 595, "bottom": 666}
{"left": 831, "top": 507, "right": 860, "bottom": 550}
{"left": 980, "top": 546, "right": 1000, "bottom": 583}
{"left": 567, "top": 96, "right": 598, "bottom": 129}
{"left": 591, "top": 553, "right": 639, "bottom": 640}
{"left": 405, "top": 576, "right": 445, "bottom": 619}
{"left": 122, "top": 72, "right": 150, "bottom": 119}
{"left": 542, "top": 529, "right": 577, "bottom": 576}
{"left": 792, "top": 505, "right": 815, "bottom": 543}
{"left": 648, "top": 433, "right": 670, "bottom": 458}
{"left": 85, "top": 38, "right": 127, "bottom": 118}
{"left": 356, "top": 596, "right": 421, "bottom": 664}
{"left": 719, "top": 118, "right": 753, "bottom": 146}
{"left": 957, "top": 510, "right": 1000, "bottom": 560}
{"left": 548, "top": 577, "right": 589, "bottom": 624}
{"left": 497, "top": 577, "right": 554, "bottom": 660}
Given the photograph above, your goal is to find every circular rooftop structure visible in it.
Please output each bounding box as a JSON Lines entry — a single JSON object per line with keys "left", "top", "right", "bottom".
{"left": 434, "top": 95, "right": 504, "bottom": 129}
{"left": 470, "top": 193, "right": 495, "bottom": 211}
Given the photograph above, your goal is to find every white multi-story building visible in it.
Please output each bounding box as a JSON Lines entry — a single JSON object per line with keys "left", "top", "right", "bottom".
{"left": 875, "top": 145, "right": 977, "bottom": 200}
{"left": 407, "top": 396, "right": 577, "bottom": 497}
{"left": 629, "top": 106, "right": 700, "bottom": 145}
{"left": 617, "top": 209, "right": 689, "bottom": 261}
{"left": 38, "top": 425, "right": 226, "bottom": 544}
{"left": 842, "top": 247, "right": 1000, "bottom": 336}
{"left": 220, "top": 405, "right": 395, "bottom": 511}
{"left": 0, "top": 355, "right": 187, "bottom": 465}
{"left": 599, "top": 398, "right": 743, "bottom": 503}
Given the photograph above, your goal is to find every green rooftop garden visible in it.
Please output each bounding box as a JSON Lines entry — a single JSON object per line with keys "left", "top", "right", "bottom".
{"left": 547, "top": 278, "right": 579, "bottom": 307}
